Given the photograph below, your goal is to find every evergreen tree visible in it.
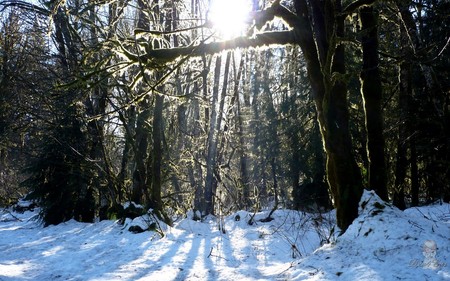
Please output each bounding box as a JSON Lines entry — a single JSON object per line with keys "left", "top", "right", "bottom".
{"left": 23, "top": 103, "right": 95, "bottom": 225}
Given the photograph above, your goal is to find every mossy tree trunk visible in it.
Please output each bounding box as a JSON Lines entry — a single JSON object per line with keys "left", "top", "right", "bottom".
{"left": 292, "top": 0, "right": 363, "bottom": 231}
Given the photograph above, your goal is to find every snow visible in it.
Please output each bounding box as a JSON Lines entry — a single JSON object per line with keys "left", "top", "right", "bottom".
{"left": 1, "top": 190, "right": 449, "bottom": 281}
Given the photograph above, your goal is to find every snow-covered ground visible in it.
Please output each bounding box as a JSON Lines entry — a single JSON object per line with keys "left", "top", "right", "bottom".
{"left": 1, "top": 190, "right": 449, "bottom": 281}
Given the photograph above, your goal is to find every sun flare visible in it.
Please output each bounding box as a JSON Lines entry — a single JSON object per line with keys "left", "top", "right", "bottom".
{"left": 208, "top": 0, "right": 252, "bottom": 39}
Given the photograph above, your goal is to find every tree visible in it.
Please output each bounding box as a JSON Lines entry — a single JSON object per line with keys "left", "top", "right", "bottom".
{"left": 204, "top": 54, "right": 225, "bottom": 215}
{"left": 22, "top": 2, "right": 101, "bottom": 225}
{"left": 1, "top": 0, "right": 109, "bottom": 224}
{"left": 0, "top": 8, "right": 51, "bottom": 205}
{"left": 359, "top": 5, "right": 387, "bottom": 200}
{"left": 390, "top": 0, "right": 450, "bottom": 207}
{"left": 23, "top": 103, "right": 96, "bottom": 226}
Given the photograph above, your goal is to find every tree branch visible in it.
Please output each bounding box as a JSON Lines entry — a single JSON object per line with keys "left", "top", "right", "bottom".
{"left": 0, "top": 0, "right": 49, "bottom": 15}
{"left": 126, "top": 0, "right": 303, "bottom": 64}
{"left": 142, "top": 30, "right": 297, "bottom": 63}
{"left": 343, "top": 0, "right": 377, "bottom": 14}
{"left": 253, "top": 0, "right": 302, "bottom": 30}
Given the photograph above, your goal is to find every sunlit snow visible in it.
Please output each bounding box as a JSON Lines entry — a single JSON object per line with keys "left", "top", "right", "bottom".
{"left": 1, "top": 190, "right": 449, "bottom": 280}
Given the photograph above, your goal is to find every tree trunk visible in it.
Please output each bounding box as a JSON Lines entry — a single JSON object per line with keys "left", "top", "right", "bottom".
{"left": 410, "top": 139, "right": 419, "bottom": 206}
{"left": 263, "top": 51, "right": 281, "bottom": 207}
{"left": 251, "top": 52, "right": 267, "bottom": 203}
{"left": 359, "top": 6, "right": 388, "bottom": 201}
{"left": 393, "top": 119, "right": 407, "bottom": 209}
{"left": 233, "top": 55, "right": 251, "bottom": 209}
{"left": 170, "top": 7, "right": 184, "bottom": 205}
{"left": 131, "top": 99, "right": 151, "bottom": 204}
{"left": 150, "top": 93, "right": 164, "bottom": 212}
{"left": 290, "top": 126, "right": 302, "bottom": 210}
{"left": 170, "top": 78, "right": 187, "bottom": 205}
{"left": 131, "top": 0, "right": 152, "bottom": 204}
{"left": 190, "top": 82, "right": 204, "bottom": 212}
{"left": 118, "top": 130, "right": 131, "bottom": 202}
{"left": 293, "top": 0, "right": 363, "bottom": 231}
{"left": 204, "top": 55, "right": 222, "bottom": 215}
{"left": 393, "top": 50, "right": 411, "bottom": 210}
{"left": 312, "top": 114, "right": 326, "bottom": 185}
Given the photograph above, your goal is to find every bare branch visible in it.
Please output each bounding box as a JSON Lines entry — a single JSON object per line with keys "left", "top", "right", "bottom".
{"left": 0, "top": 0, "right": 49, "bottom": 15}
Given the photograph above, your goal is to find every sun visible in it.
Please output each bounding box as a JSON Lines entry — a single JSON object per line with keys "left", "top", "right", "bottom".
{"left": 208, "top": 0, "right": 253, "bottom": 39}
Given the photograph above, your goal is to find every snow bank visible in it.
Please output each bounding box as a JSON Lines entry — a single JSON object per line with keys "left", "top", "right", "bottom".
{"left": 290, "top": 190, "right": 450, "bottom": 280}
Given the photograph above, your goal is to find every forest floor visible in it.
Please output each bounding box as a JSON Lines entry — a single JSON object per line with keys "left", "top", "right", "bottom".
{"left": 1, "top": 190, "right": 449, "bottom": 281}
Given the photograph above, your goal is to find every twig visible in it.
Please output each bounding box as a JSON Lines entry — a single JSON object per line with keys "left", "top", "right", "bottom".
{"left": 207, "top": 247, "right": 213, "bottom": 258}
{"left": 0, "top": 209, "right": 23, "bottom": 222}
{"left": 207, "top": 246, "right": 230, "bottom": 261}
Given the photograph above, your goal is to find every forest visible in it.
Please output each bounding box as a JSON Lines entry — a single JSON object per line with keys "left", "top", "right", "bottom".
{"left": 0, "top": 0, "right": 449, "bottom": 233}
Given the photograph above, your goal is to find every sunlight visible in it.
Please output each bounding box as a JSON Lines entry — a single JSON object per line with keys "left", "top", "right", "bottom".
{"left": 208, "top": 0, "right": 253, "bottom": 39}
{"left": 42, "top": 245, "right": 64, "bottom": 257}
{"left": 0, "top": 261, "right": 33, "bottom": 278}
